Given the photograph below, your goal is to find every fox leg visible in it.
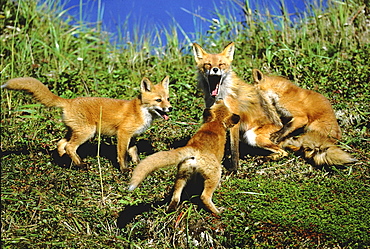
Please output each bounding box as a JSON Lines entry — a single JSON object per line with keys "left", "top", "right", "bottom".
{"left": 57, "top": 138, "right": 68, "bottom": 156}
{"left": 199, "top": 158, "right": 222, "bottom": 214}
{"left": 274, "top": 116, "right": 308, "bottom": 143}
{"left": 127, "top": 138, "right": 140, "bottom": 164}
{"left": 57, "top": 128, "right": 72, "bottom": 156}
{"left": 255, "top": 133, "right": 288, "bottom": 160}
{"left": 168, "top": 157, "right": 196, "bottom": 212}
{"left": 308, "top": 119, "right": 342, "bottom": 140}
{"left": 229, "top": 124, "right": 240, "bottom": 172}
{"left": 117, "top": 130, "right": 133, "bottom": 172}
{"left": 65, "top": 128, "right": 95, "bottom": 167}
{"left": 128, "top": 145, "right": 140, "bottom": 164}
{"left": 167, "top": 178, "right": 187, "bottom": 212}
{"left": 280, "top": 136, "right": 302, "bottom": 151}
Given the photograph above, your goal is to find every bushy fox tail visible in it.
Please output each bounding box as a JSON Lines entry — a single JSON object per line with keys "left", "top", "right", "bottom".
{"left": 128, "top": 147, "right": 194, "bottom": 191}
{"left": 281, "top": 131, "right": 356, "bottom": 166}
{"left": 2, "top": 77, "right": 66, "bottom": 107}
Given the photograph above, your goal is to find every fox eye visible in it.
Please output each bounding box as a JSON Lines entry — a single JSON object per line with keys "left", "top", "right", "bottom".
{"left": 219, "top": 63, "right": 225, "bottom": 68}
{"left": 156, "top": 99, "right": 162, "bottom": 102}
{"left": 204, "top": 63, "right": 212, "bottom": 70}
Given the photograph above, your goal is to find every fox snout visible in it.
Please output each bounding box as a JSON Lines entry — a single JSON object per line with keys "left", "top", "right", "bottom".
{"left": 164, "top": 105, "right": 173, "bottom": 114}
{"left": 207, "top": 67, "right": 222, "bottom": 76}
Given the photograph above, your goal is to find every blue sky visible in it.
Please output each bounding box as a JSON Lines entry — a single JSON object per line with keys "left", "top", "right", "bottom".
{"left": 58, "top": 0, "right": 314, "bottom": 44}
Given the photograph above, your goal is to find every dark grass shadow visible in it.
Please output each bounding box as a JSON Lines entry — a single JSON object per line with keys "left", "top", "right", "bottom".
{"left": 1, "top": 146, "right": 35, "bottom": 157}
{"left": 117, "top": 173, "right": 206, "bottom": 228}
{"left": 49, "top": 136, "right": 193, "bottom": 171}
{"left": 51, "top": 139, "right": 154, "bottom": 171}
{"left": 222, "top": 135, "right": 273, "bottom": 171}
{"left": 170, "top": 136, "right": 190, "bottom": 149}
{"left": 0, "top": 139, "right": 154, "bottom": 171}
{"left": 117, "top": 197, "right": 170, "bottom": 229}
{"left": 2, "top": 132, "right": 349, "bottom": 173}
{"left": 0, "top": 131, "right": 301, "bottom": 172}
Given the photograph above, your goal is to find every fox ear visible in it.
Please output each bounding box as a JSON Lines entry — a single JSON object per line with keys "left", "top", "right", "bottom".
{"left": 222, "top": 42, "right": 235, "bottom": 61}
{"left": 141, "top": 77, "right": 153, "bottom": 92}
{"left": 202, "top": 108, "right": 214, "bottom": 123}
{"left": 161, "top": 75, "right": 170, "bottom": 90}
{"left": 192, "top": 43, "right": 207, "bottom": 63}
{"left": 252, "top": 69, "right": 264, "bottom": 83}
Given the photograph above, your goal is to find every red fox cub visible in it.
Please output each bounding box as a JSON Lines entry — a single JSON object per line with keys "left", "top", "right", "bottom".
{"left": 193, "top": 42, "right": 287, "bottom": 171}
{"left": 128, "top": 100, "right": 240, "bottom": 214}
{"left": 2, "top": 76, "right": 172, "bottom": 172}
{"left": 252, "top": 69, "right": 356, "bottom": 166}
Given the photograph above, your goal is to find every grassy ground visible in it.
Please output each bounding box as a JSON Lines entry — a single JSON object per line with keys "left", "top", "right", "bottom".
{"left": 1, "top": 0, "right": 369, "bottom": 248}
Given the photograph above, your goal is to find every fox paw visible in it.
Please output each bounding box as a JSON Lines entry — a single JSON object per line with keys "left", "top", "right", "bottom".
{"left": 167, "top": 200, "right": 180, "bottom": 213}
{"left": 77, "top": 162, "right": 90, "bottom": 171}
{"left": 166, "top": 205, "right": 177, "bottom": 213}
{"left": 267, "top": 153, "right": 280, "bottom": 160}
{"left": 270, "top": 133, "right": 281, "bottom": 144}
{"left": 284, "top": 144, "right": 300, "bottom": 152}
{"left": 119, "top": 167, "right": 132, "bottom": 173}
{"left": 214, "top": 206, "right": 226, "bottom": 214}
{"left": 267, "top": 151, "right": 288, "bottom": 160}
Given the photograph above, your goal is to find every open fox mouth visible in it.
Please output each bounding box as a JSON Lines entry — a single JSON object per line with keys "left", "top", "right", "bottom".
{"left": 208, "top": 75, "right": 222, "bottom": 97}
{"left": 155, "top": 109, "right": 170, "bottom": 120}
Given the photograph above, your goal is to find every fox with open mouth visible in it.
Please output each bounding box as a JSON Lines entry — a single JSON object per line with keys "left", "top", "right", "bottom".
{"left": 193, "top": 43, "right": 235, "bottom": 108}
{"left": 193, "top": 42, "right": 287, "bottom": 171}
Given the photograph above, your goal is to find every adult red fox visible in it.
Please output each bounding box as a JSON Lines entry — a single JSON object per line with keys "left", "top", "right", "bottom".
{"left": 192, "top": 42, "right": 287, "bottom": 171}
{"left": 2, "top": 76, "right": 172, "bottom": 171}
{"left": 252, "top": 69, "right": 356, "bottom": 166}
{"left": 128, "top": 100, "right": 240, "bottom": 214}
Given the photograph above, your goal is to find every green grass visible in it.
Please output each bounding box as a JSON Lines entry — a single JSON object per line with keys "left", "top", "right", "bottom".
{"left": 1, "top": 0, "right": 369, "bottom": 248}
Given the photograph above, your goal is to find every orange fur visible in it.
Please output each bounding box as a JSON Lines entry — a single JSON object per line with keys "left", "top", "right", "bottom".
{"left": 252, "top": 69, "right": 356, "bottom": 165}
{"left": 193, "top": 43, "right": 287, "bottom": 171}
{"left": 281, "top": 132, "right": 356, "bottom": 166}
{"left": 128, "top": 100, "right": 240, "bottom": 213}
{"left": 252, "top": 69, "right": 341, "bottom": 140}
{"left": 2, "top": 76, "right": 172, "bottom": 171}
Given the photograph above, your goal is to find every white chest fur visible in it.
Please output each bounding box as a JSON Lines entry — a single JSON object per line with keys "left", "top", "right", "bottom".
{"left": 242, "top": 129, "right": 257, "bottom": 147}
{"left": 134, "top": 107, "right": 153, "bottom": 136}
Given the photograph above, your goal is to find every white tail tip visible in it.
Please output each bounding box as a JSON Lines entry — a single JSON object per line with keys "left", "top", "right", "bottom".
{"left": 127, "top": 184, "right": 137, "bottom": 191}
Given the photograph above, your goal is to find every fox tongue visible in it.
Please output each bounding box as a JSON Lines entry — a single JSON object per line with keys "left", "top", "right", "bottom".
{"left": 208, "top": 75, "right": 221, "bottom": 97}
{"left": 163, "top": 114, "right": 169, "bottom": 121}
{"left": 211, "top": 84, "right": 219, "bottom": 96}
